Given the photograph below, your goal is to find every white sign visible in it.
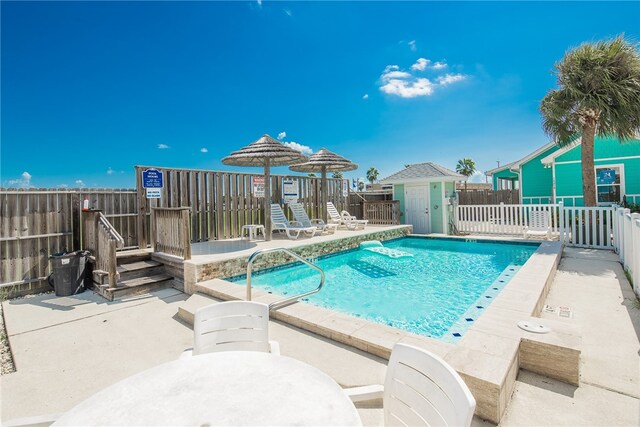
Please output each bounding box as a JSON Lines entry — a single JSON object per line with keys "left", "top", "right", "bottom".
{"left": 342, "top": 179, "right": 349, "bottom": 197}
{"left": 282, "top": 179, "right": 299, "bottom": 204}
{"left": 146, "top": 188, "right": 162, "bottom": 199}
{"left": 252, "top": 177, "right": 265, "bottom": 198}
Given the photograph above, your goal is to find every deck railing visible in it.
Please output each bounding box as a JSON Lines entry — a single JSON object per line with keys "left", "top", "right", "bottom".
{"left": 151, "top": 207, "right": 191, "bottom": 260}
{"left": 613, "top": 207, "right": 640, "bottom": 296}
{"left": 82, "top": 210, "right": 125, "bottom": 288}
{"left": 363, "top": 201, "right": 401, "bottom": 225}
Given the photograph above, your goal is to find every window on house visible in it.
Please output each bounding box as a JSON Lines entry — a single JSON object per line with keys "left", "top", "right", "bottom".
{"left": 596, "top": 166, "right": 622, "bottom": 204}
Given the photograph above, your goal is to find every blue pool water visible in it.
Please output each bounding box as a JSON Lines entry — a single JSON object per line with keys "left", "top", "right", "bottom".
{"left": 229, "top": 237, "right": 538, "bottom": 342}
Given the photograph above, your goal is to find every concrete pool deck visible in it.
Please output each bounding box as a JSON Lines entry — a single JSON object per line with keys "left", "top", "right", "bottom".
{"left": 1, "top": 247, "right": 638, "bottom": 425}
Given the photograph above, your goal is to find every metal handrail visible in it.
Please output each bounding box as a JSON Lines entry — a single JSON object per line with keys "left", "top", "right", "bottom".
{"left": 246, "top": 247, "right": 325, "bottom": 311}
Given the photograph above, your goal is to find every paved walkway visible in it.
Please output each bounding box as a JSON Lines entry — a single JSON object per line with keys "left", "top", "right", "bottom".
{"left": 1, "top": 247, "right": 639, "bottom": 425}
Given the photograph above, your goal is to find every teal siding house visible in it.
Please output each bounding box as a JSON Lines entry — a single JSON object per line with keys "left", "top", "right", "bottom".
{"left": 381, "top": 163, "right": 462, "bottom": 234}
{"left": 487, "top": 136, "right": 640, "bottom": 206}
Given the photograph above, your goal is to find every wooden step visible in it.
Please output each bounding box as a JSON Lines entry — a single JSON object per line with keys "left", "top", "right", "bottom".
{"left": 116, "top": 249, "right": 152, "bottom": 266}
{"left": 117, "top": 260, "right": 164, "bottom": 281}
{"left": 91, "top": 273, "right": 174, "bottom": 301}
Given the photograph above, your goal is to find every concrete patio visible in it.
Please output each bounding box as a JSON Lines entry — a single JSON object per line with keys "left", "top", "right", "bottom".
{"left": 1, "top": 247, "right": 638, "bottom": 426}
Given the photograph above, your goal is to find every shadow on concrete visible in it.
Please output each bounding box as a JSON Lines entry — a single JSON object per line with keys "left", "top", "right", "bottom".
{"left": 517, "top": 370, "right": 577, "bottom": 398}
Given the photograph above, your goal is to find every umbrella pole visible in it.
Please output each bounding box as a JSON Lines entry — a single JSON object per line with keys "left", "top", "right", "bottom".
{"left": 321, "top": 166, "right": 328, "bottom": 224}
{"left": 264, "top": 159, "right": 272, "bottom": 241}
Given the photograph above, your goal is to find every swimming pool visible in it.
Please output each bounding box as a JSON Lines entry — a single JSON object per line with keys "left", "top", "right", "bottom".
{"left": 229, "top": 237, "right": 539, "bottom": 342}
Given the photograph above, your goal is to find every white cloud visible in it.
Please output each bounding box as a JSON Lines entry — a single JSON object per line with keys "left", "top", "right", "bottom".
{"left": 75, "top": 180, "right": 86, "bottom": 188}
{"left": 157, "top": 144, "right": 169, "bottom": 149}
{"left": 283, "top": 8, "right": 292, "bottom": 16}
{"left": 107, "top": 167, "right": 114, "bottom": 175}
{"left": 283, "top": 141, "right": 312, "bottom": 155}
{"left": 362, "top": 94, "right": 369, "bottom": 100}
{"left": 200, "top": 148, "right": 208, "bottom": 153}
{"left": 8, "top": 171, "right": 33, "bottom": 188}
{"left": 468, "top": 171, "right": 487, "bottom": 184}
{"left": 277, "top": 132, "right": 286, "bottom": 140}
{"left": 408, "top": 40, "right": 417, "bottom": 51}
{"left": 58, "top": 184, "right": 68, "bottom": 188}
{"left": 411, "top": 58, "right": 429, "bottom": 71}
{"left": 437, "top": 73, "right": 466, "bottom": 85}
{"left": 379, "top": 60, "right": 467, "bottom": 98}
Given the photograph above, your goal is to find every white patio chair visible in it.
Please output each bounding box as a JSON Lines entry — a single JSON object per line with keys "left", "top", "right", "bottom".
{"left": 326, "top": 202, "right": 368, "bottom": 230}
{"left": 523, "top": 211, "right": 551, "bottom": 240}
{"left": 344, "top": 343, "right": 476, "bottom": 427}
{"left": 182, "top": 301, "right": 280, "bottom": 357}
{"left": 288, "top": 203, "right": 338, "bottom": 234}
{"left": 270, "top": 203, "right": 317, "bottom": 240}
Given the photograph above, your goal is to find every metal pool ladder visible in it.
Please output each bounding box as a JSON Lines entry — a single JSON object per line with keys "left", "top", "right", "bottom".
{"left": 246, "top": 247, "right": 325, "bottom": 311}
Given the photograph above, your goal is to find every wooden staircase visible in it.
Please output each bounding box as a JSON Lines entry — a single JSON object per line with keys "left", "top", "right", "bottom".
{"left": 90, "top": 250, "right": 175, "bottom": 301}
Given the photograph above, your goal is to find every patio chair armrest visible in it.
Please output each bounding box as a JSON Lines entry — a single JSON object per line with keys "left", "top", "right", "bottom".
{"left": 268, "top": 340, "right": 281, "bottom": 355}
{"left": 179, "top": 348, "right": 194, "bottom": 359}
{"left": 341, "top": 211, "right": 357, "bottom": 220}
{"left": 343, "top": 384, "right": 384, "bottom": 402}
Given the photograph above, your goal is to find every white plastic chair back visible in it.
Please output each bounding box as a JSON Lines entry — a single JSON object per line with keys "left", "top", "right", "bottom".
{"left": 193, "top": 301, "right": 271, "bottom": 355}
{"left": 289, "top": 203, "right": 313, "bottom": 227}
{"left": 529, "top": 211, "right": 550, "bottom": 232}
{"left": 270, "top": 204, "right": 290, "bottom": 227}
{"left": 383, "top": 344, "right": 476, "bottom": 427}
{"left": 326, "top": 202, "right": 342, "bottom": 222}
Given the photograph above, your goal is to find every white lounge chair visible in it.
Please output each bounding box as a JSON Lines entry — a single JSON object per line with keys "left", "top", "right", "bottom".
{"left": 344, "top": 343, "right": 476, "bottom": 427}
{"left": 288, "top": 203, "right": 338, "bottom": 234}
{"left": 523, "top": 211, "right": 551, "bottom": 240}
{"left": 183, "top": 301, "right": 280, "bottom": 357}
{"left": 326, "top": 202, "right": 368, "bottom": 230}
{"left": 271, "top": 204, "right": 317, "bottom": 240}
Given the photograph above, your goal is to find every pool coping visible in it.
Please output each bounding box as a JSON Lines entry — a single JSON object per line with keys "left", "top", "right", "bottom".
{"left": 188, "top": 236, "right": 581, "bottom": 424}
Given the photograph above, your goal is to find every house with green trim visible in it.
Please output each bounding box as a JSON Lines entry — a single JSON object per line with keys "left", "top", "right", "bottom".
{"left": 381, "top": 163, "right": 462, "bottom": 234}
{"left": 487, "top": 136, "right": 640, "bottom": 206}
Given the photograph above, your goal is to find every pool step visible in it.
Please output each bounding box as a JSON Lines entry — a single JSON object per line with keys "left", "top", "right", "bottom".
{"left": 177, "top": 292, "right": 220, "bottom": 325}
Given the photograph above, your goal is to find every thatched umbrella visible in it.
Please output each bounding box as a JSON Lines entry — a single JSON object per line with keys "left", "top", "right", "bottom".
{"left": 289, "top": 148, "right": 358, "bottom": 223}
{"left": 222, "top": 134, "right": 307, "bottom": 241}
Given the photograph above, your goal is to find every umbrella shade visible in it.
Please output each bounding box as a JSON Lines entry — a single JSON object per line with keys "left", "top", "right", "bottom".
{"left": 289, "top": 148, "right": 358, "bottom": 223}
{"left": 222, "top": 134, "right": 308, "bottom": 242}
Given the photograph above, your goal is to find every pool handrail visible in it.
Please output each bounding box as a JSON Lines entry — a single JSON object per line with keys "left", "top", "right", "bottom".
{"left": 246, "top": 247, "right": 325, "bottom": 311}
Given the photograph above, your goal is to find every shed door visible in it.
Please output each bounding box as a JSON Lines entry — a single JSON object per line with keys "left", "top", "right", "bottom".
{"left": 405, "top": 185, "right": 430, "bottom": 234}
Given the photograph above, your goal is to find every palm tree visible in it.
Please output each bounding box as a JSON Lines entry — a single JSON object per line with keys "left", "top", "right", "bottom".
{"left": 307, "top": 173, "right": 316, "bottom": 178}
{"left": 455, "top": 158, "right": 476, "bottom": 190}
{"left": 331, "top": 171, "right": 343, "bottom": 179}
{"left": 366, "top": 167, "right": 379, "bottom": 185}
{"left": 540, "top": 36, "right": 640, "bottom": 206}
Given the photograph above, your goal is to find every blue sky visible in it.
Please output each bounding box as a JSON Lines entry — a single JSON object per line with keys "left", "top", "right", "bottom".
{"left": 2, "top": 1, "right": 639, "bottom": 188}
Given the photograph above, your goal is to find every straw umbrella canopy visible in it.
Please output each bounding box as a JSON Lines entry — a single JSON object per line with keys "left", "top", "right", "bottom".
{"left": 289, "top": 148, "right": 358, "bottom": 223}
{"left": 222, "top": 134, "right": 307, "bottom": 241}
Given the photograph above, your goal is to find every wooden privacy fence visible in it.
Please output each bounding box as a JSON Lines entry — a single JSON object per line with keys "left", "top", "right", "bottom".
{"left": 0, "top": 188, "right": 137, "bottom": 293}
{"left": 151, "top": 208, "right": 191, "bottom": 260}
{"left": 135, "top": 166, "right": 348, "bottom": 247}
{"left": 456, "top": 204, "right": 560, "bottom": 235}
{"left": 458, "top": 189, "right": 519, "bottom": 205}
{"left": 363, "top": 201, "right": 401, "bottom": 225}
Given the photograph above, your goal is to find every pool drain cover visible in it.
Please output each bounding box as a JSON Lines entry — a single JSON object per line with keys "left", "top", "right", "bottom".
{"left": 517, "top": 320, "right": 551, "bottom": 334}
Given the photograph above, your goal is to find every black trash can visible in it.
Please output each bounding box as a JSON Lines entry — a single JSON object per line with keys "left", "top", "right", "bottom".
{"left": 49, "top": 251, "right": 88, "bottom": 296}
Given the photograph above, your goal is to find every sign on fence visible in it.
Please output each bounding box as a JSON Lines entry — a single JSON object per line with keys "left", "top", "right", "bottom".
{"left": 142, "top": 168, "right": 164, "bottom": 189}
{"left": 146, "top": 189, "right": 161, "bottom": 199}
{"left": 252, "top": 176, "right": 265, "bottom": 198}
{"left": 282, "top": 178, "right": 299, "bottom": 204}
{"left": 342, "top": 179, "right": 349, "bottom": 197}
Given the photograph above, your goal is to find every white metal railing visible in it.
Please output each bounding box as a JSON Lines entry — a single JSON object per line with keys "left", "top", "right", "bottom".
{"left": 456, "top": 203, "right": 560, "bottom": 235}
{"left": 246, "top": 248, "right": 325, "bottom": 311}
{"left": 613, "top": 207, "right": 640, "bottom": 297}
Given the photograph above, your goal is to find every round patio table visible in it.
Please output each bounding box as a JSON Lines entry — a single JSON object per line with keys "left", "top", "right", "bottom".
{"left": 53, "top": 351, "right": 362, "bottom": 426}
